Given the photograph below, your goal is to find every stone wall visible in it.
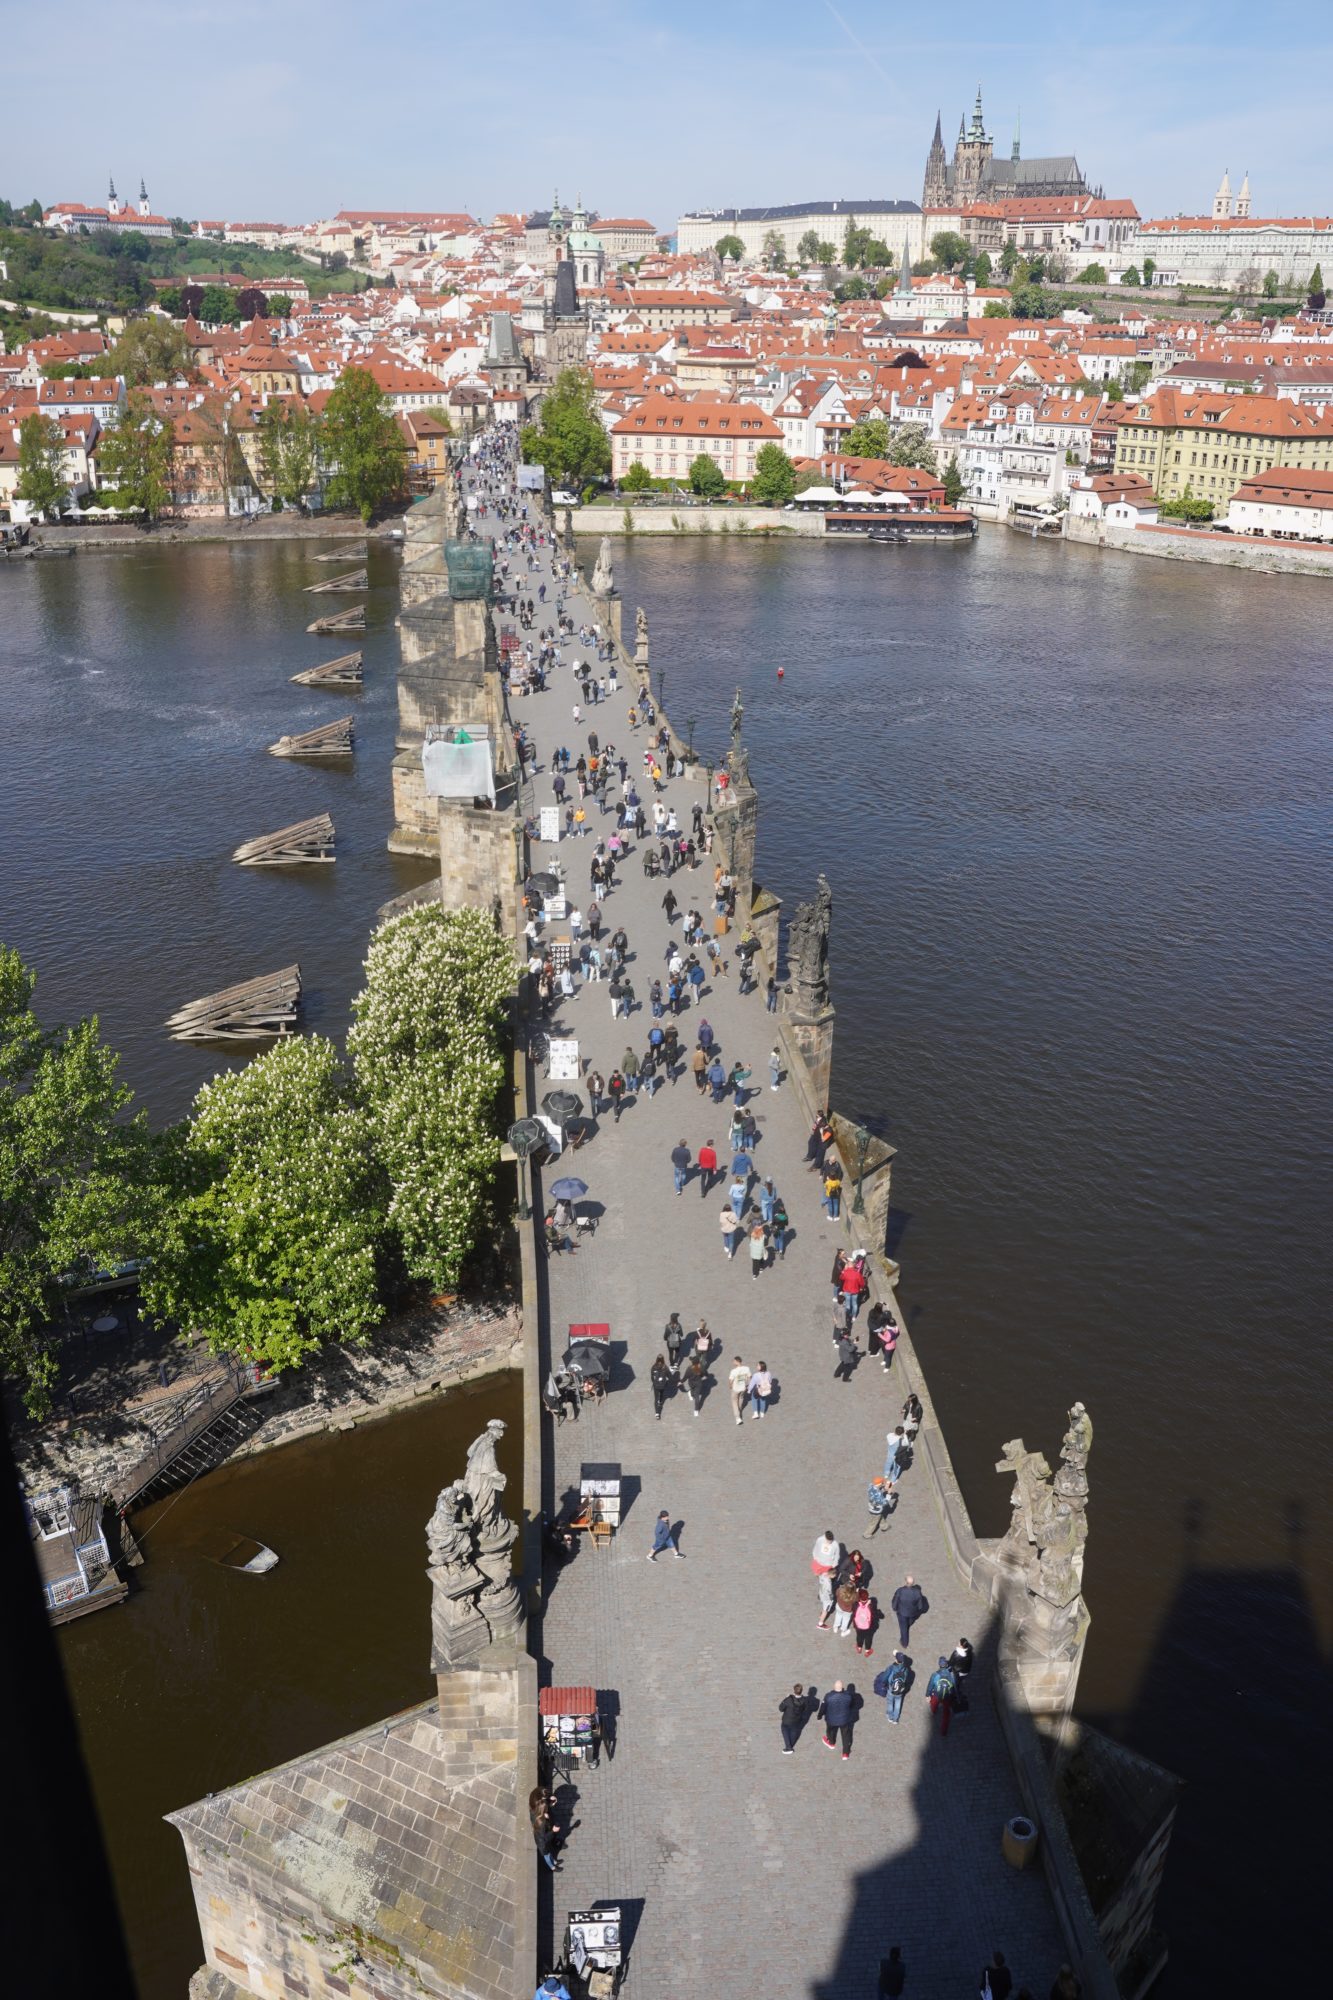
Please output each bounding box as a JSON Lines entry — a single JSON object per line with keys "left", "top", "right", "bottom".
{"left": 1065, "top": 510, "right": 1333, "bottom": 577}
{"left": 567, "top": 504, "right": 823, "bottom": 537}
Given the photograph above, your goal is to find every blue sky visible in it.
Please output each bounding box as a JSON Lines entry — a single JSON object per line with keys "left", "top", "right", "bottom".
{"left": 5, "top": 0, "right": 1328, "bottom": 227}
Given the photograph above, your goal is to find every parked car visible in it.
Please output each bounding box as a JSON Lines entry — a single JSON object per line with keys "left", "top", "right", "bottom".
{"left": 551, "top": 489, "right": 579, "bottom": 505}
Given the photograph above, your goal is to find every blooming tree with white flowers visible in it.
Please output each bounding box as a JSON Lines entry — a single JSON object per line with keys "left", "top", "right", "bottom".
{"left": 142, "top": 1034, "right": 385, "bottom": 1371}
{"left": 350, "top": 904, "right": 515, "bottom": 1291}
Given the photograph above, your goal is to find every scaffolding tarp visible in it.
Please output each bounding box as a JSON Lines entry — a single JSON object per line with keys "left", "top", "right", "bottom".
{"left": 423, "top": 731, "right": 496, "bottom": 804}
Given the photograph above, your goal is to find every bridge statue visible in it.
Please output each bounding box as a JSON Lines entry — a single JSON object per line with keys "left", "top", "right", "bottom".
{"left": 591, "top": 536, "right": 615, "bottom": 597}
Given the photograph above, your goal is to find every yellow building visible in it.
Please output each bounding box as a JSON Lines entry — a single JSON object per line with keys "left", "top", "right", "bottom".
{"left": 1114, "top": 391, "right": 1333, "bottom": 506}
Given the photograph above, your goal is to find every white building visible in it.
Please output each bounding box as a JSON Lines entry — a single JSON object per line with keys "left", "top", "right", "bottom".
{"left": 1139, "top": 177, "right": 1333, "bottom": 289}
{"left": 44, "top": 180, "right": 173, "bottom": 239}
{"left": 1225, "top": 466, "right": 1333, "bottom": 539}
{"left": 676, "top": 199, "right": 925, "bottom": 270}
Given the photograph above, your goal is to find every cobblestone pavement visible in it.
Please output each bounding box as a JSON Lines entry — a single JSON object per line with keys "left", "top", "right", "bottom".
{"left": 474, "top": 461, "right": 1065, "bottom": 1998}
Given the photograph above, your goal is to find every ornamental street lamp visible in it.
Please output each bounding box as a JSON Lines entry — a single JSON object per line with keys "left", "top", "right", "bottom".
{"left": 852, "top": 1122, "right": 872, "bottom": 1216}
{"left": 507, "top": 1117, "right": 545, "bottom": 1221}
{"left": 655, "top": 664, "right": 667, "bottom": 714}
{"left": 685, "top": 715, "right": 698, "bottom": 761}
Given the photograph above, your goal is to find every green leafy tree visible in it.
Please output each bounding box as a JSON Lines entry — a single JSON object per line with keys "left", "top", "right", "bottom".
{"left": 750, "top": 443, "right": 796, "bottom": 505}
{"left": 16, "top": 412, "right": 66, "bottom": 517}
{"left": 257, "top": 398, "right": 322, "bottom": 510}
{"left": 931, "top": 230, "right": 969, "bottom": 271}
{"left": 143, "top": 1035, "right": 384, "bottom": 1374}
{"left": 714, "top": 234, "right": 744, "bottom": 261}
{"left": 116, "top": 230, "right": 152, "bottom": 263}
{"left": 1309, "top": 263, "right": 1326, "bottom": 309}
{"left": 796, "top": 229, "right": 822, "bottom": 264}
{"left": 0, "top": 948, "right": 169, "bottom": 1415}
{"left": 1262, "top": 270, "right": 1279, "bottom": 299}
{"left": 1009, "top": 284, "right": 1058, "bottom": 319}
{"left": 942, "top": 453, "right": 965, "bottom": 506}
{"left": 1142, "top": 257, "right": 1156, "bottom": 286}
{"left": 817, "top": 239, "right": 836, "bottom": 263}
{"left": 761, "top": 229, "right": 785, "bottom": 267}
{"left": 842, "top": 418, "right": 890, "bottom": 459}
{"left": 983, "top": 300, "right": 1009, "bottom": 318}
{"left": 97, "top": 392, "right": 175, "bottom": 522}
{"left": 689, "top": 452, "right": 726, "bottom": 497}
{"left": 268, "top": 292, "right": 294, "bottom": 318}
{"left": 999, "top": 240, "right": 1019, "bottom": 278}
{"left": 349, "top": 905, "right": 515, "bottom": 1291}
{"left": 1156, "top": 482, "right": 1214, "bottom": 522}
{"left": 1076, "top": 263, "right": 1108, "bottom": 284}
{"left": 888, "top": 422, "right": 937, "bottom": 472}
{"left": 864, "top": 237, "right": 891, "bottom": 267}
{"left": 836, "top": 275, "right": 868, "bottom": 301}
{"left": 519, "top": 368, "right": 610, "bottom": 490}
{"left": 198, "top": 282, "right": 237, "bottom": 325}
{"left": 157, "top": 286, "right": 183, "bottom": 317}
{"left": 793, "top": 465, "right": 826, "bottom": 494}
{"left": 973, "top": 250, "right": 993, "bottom": 286}
{"left": 621, "top": 460, "right": 653, "bottom": 492}
{"left": 322, "top": 364, "right": 406, "bottom": 521}
{"left": 108, "top": 315, "right": 193, "bottom": 387}
{"left": 843, "top": 222, "right": 869, "bottom": 267}
{"left": 327, "top": 250, "right": 349, "bottom": 273}
{"left": 1122, "top": 265, "right": 1141, "bottom": 287}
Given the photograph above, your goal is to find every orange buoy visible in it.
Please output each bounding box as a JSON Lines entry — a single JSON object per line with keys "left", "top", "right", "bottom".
{"left": 777, "top": 666, "right": 785, "bottom": 679}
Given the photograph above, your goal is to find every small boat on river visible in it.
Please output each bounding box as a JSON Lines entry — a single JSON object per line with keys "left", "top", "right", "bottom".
{"left": 199, "top": 1529, "right": 279, "bottom": 1574}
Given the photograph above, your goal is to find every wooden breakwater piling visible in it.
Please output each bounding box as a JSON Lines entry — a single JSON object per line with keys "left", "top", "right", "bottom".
{"left": 231, "top": 814, "right": 335, "bottom": 866}
{"left": 303, "top": 568, "right": 367, "bottom": 595}
{"left": 267, "top": 716, "right": 354, "bottom": 758}
{"left": 307, "top": 604, "right": 365, "bottom": 635}
{"left": 289, "top": 651, "right": 363, "bottom": 688}
{"left": 164, "top": 965, "right": 302, "bottom": 1041}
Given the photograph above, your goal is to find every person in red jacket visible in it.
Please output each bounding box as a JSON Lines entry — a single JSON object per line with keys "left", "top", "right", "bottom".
{"left": 840, "top": 1253, "right": 868, "bottom": 1320}
{"left": 697, "top": 1138, "right": 719, "bottom": 1198}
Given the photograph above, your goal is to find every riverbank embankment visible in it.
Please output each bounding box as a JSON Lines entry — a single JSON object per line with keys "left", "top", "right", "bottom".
{"left": 1065, "top": 510, "right": 1333, "bottom": 576}
{"left": 568, "top": 502, "right": 820, "bottom": 536}
{"left": 20, "top": 514, "right": 403, "bottom": 553}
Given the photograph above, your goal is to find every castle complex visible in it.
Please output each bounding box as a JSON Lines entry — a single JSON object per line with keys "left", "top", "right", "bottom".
{"left": 923, "top": 88, "right": 1093, "bottom": 207}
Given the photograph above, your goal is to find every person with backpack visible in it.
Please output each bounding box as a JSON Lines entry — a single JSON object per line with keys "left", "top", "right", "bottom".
{"left": 852, "top": 1587, "right": 876, "bottom": 1657}
{"left": 925, "top": 1656, "right": 957, "bottom": 1735}
{"left": 650, "top": 1354, "right": 673, "bottom": 1420}
{"left": 771, "top": 1192, "right": 791, "bottom": 1259}
{"left": 872, "top": 1650, "right": 912, "bottom": 1725}
{"left": 663, "top": 1313, "right": 687, "bottom": 1377}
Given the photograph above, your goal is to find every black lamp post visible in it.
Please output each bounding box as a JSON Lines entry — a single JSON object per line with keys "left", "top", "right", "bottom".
{"left": 655, "top": 664, "right": 667, "bottom": 714}
{"left": 507, "top": 1117, "right": 545, "bottom": 1221}
{"left": 852, "top": 1123, "right": 872, "bottom": 1216}
{"left": 685, "top": 715, "right": 697, "bottom": 761}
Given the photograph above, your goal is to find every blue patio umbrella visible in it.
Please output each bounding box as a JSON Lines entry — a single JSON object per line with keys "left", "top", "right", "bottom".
{"left": 549, "top": 1176, "right": 589, "bottom": 1203}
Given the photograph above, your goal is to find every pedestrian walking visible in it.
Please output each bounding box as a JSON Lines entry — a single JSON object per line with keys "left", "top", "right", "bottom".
{"left": 926, "top": 1657, "right": 956, "bottom": 1735}
{"left": 697, "top": 1138, "right": 718, "bottom": 1196}
{"left": 586, "top": 1068, "right": 605, "bottom": 1117}
{"left": 823, "top": 1162, "right": 844, "bottom": 1219}
{"left": 747, "top": 1360, "right": 772, "bottom": 1418}
{"left": 769, "top": 1045, "right": 782, "bottom": 1091}
{"left": 662, "top": 887, "right": 678, "bottom": 924}
{"left": 609, "top": 974, "right": 624, "bottom": 1020}
{"left": 832, "top": 1575, "right": 858, "bottom": 1637}
{"left": 622, "top": 1045, "right": 640, "bottom": 1092}
{"left": 650, "top": 1354, "right": 673, "bottom": 1420}
{"left": 877, "top": 1945, "right": 907, "bottom": 1996}
{"left": 728, "top": 1171, "right": 749, "bottom": 1221}
{"left": 766, "top": 974, "right": 779, "bottom": 1015}
{"left": 670, "top": 1138, "right": 691, "bottom": 1195}
{"left": 708, "top": 1057, "right": 727, "bottom": 1103}
{"left": 748, "top": 1220, "right": 769, "bottom": 1279}
{"left": 840, "top": 1253, "right": 868, "bottom": 1319}
{"left": 834, "top": 1330, "right": 860, "bottom": 1382}
{"left": 873, "top": 1652, "right": 912, "bottom": 1727}
{"left": 949, "top": 1636, "right": 975, "bottom": 1715}
{"left": 818, "top": 1681, "right": 856, "bottom": 1760}
{"left": 778, "top": 1685, "right": 811, "bottom": 1754}
{"left": 979, "top": 1953, "right": 1012, "bottom": 2000}
{"left": 729, "top": 1059, "right": 751, "bottom": 1105}
{"left": 647, "top": 1510, "right": 684, "bottom": 1561}
{"left": 772, "top": 1193, "right": 790, "bottom": 1258}
{"left": 607, "top": 1069, "right": 626, "bottom": 1122}
{"left": 720, "top": 1205, "right": 741, "bottom": 1258}
{"left": 728, "top": 1356, "right": 750, "bottom": 1426}
{"left": 867, "top": 1476, "right": 897, "bottom": 1536}
{"left": 683, "top": 1352, "right": 710, "bottom": 1415}
{"left": 663, "top": 1311, "right": 687, "bottom": 1376}
{"left": 692, "top": 1046, "right": 708, "bottom": 1094}
{"left": 901, "top": 1392, "right": 923, "bottom": 1443}
{"left": 884, "top": 1426, "right": 908, "bottom": 1484}
{"left": 853, "top": 1588, "right": 876, "bottom": 1657}
{"left": 891, "top": 1573, "right": 929, "bottom": 1650}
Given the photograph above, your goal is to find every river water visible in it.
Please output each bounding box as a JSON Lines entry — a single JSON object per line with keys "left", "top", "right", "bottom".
{"left": 3, "top": 530, "right": 1329, "bottom": 1988}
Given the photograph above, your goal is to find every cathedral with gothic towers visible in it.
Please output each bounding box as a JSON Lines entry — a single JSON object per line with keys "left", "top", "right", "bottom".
{"left": 922, "top": 88, "right": 1093, "bottom": 208}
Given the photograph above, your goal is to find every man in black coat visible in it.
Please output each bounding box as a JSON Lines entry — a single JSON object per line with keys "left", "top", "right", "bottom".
{"left": 890, "top": 1574, "right": 929, "bottom": 1650}
{"left": 818, "top": 1680, "right": 857, "bottom": 1759}
{"left": 778, "top": 1684, "right": 811, "bottom": 1754}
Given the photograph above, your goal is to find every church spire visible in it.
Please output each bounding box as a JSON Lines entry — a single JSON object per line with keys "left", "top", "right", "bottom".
{"left": 1236, "top": 170, "right": 1251, "bottom": 220}
{"left": 1212, "top": 168, "right": 1232, "bottom": 221}
{"left": 1012, "top": 110, "right": 1021, "bottom": 163}
{"left": 970, "top": 83, "right": 986, "bottom": 138}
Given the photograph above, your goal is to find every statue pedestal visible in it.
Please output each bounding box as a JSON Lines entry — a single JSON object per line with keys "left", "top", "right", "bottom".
{"left": 785, "top": 1004, "right": 836, "bottom": 1119}
{"left": 429, "top": 1566, "right": 496, "bottom": 1670}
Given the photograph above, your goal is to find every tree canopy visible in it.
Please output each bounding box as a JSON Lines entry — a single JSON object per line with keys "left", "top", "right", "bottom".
{"left": 750, "top": 443, "right": 795, "bottom": 506}
{"left": 349, "top": 905, "right": 514, "bottom": 1292}
{"left": 1076, "top": 263, "right": 1108, "bottom": 285}
{"left": 714, "top": 234, "right": 744, "bottom": 262}
{"left": 322, "top": 364, "right": 407, "bottom": 522}
{"left": 142, "top": 1035, "right": 385, "bottom": 1373}
{"left": 843, "top": 418, "right": 890, "bottom": 460}
{"left": 0, "top": 948, "right": 168, "bottom": 1415}
{"left": 97, "top": 391, "right": 175, "bottom": 521}
{"left": 973, "top": 250, "right": 993, "bottom": 286}
{"left": 888, "top": 423, "right": 937, "bottom": 473}
{"left": 16, "top": 413, "right": 66, "bottom": 517}
{"left": 689, "top": 452, "right": 726, "bottom": 497}
{"left": 620, "top": 460, "right": 653, "bottom": 492}
{"left": 108, "top": 315, "right": 194, "bottom": 387}
{"left": 520, "top": 369, "right": 611, "bottom": 490}
{"left": 797, "top": 229, "right": 822, "bottom": 265}
{"left": 931, "top": 231, "right": 969, "bottom": 271}
{"left": 942, "top": 454, "right": 965, "bottom": 506}
{"left": 257, "top": 398, "right": 322, "bottom": 510}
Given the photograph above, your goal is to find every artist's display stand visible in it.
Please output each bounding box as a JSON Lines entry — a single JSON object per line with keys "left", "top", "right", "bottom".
{"left": 570, "top": 1463, "right": 621, "bottom": 1548}
{"left": 563, "top": 1905, "right": 626, "bottom": 1996}
{"left": 539, "top": 1686, "right": 602, "bottom": 1782}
